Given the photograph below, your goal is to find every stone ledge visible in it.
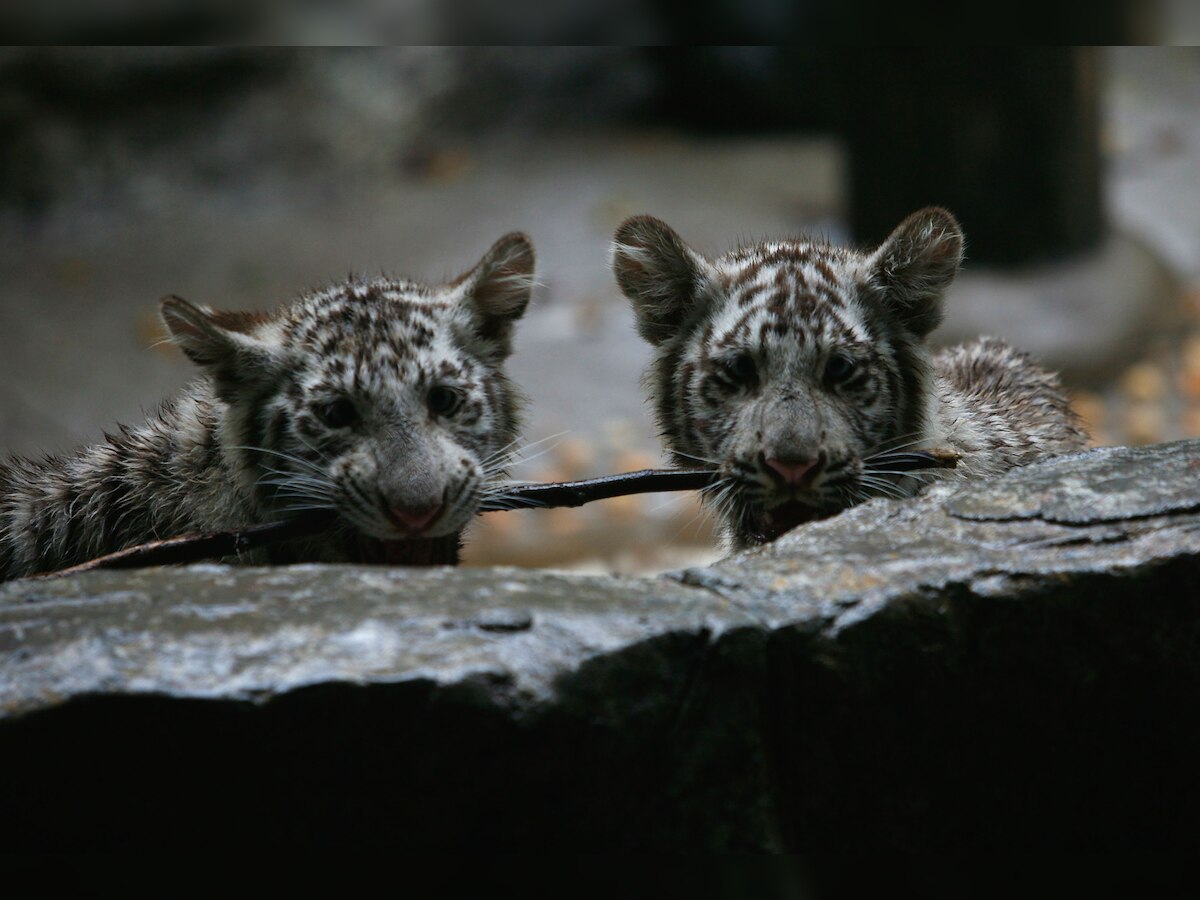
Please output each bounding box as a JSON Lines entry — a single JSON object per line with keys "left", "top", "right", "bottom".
{"left": 3, "top": 440, "right": 1200, "bottom": 854}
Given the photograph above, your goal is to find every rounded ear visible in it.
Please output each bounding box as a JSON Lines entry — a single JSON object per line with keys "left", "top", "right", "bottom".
{"left": 160, "top": 295, "right": 277, "bottom": 397}
{"left": 160, "top": 295, "right": 238, "bottom": 367}
{"left": 459, "top": 232, "right": 535, "bottom": 352}
{"left": 868, "top": 207, "right": 964, "bottom": 338}
{"left": 611, "top": 215, "right": 717, "bottom": 346}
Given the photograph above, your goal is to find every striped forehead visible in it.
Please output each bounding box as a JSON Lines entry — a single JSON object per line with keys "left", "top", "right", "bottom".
{"left": 720, "top": 241, "right": 858, "bottom": 297}
{"left": 287, "top": 283, "right": 451, "bottom": 350}
{"left": 283, "top": 282, "right": 461, "bottom": 382}
{"left": 708, "top": 251, "right": 871, "bottom": 350}
{"left": 719, "top": 239, "right": 858, "bottom": 284}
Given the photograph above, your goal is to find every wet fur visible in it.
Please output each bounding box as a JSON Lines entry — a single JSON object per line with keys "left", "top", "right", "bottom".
{"left": 613, "top": 208, "right": 1086, "bottom": 549}
{"left": 0, "top": 234, "right": 535, "bottom": 580}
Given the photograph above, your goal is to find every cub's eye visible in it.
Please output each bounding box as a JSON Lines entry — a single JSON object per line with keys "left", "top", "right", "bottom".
{"left": 428, "top": 385, "right": 463, "bottom": 416}
{"left": 314, "top": 396, "right": 359, "bottom": 429}
{"left": 719, "top": 352, "right": 758, "bottom": 387}
{"left": 824, "top": 353, "right": 858, "bottom": 385}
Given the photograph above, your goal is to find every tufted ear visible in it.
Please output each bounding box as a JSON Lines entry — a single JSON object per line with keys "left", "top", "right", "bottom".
{"left": 160, "top": 296, "right": 279, "bottom": 399}
{"left": 160, "top": 296, "right": 268, "bottom": 366}
{"left": 867, "top": 207, "right": 964, "bottom": 338}
{"left": 612, "top": 215, "right": 720, "bottom": 346}
{"left": 458, "top": 232, "right": 535, "bottom": 357}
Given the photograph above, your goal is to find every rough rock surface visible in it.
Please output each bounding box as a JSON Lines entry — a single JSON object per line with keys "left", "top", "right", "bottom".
{"left": 3, "top": 440, "right": 1200, "bottom": 855}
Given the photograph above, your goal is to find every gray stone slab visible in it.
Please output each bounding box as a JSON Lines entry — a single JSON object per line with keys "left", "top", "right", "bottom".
{"left": 0, "top": 565, "right": 752, "bottom": 716}
{"left": 4, "top": 441, "right": 1200, "bottom": 854}
{"left": 945, "top": 439, "right": 1200, "bottom": 523}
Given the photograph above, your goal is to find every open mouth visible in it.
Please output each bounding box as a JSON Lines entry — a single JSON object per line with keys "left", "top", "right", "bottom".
{"left": 348, "top": 507, "right": 460, "bottom": 565}
{"left": 747, "top": 499, "right": 836, "bottom": 544}
{"left": 353, "top": 533, "right": 461, "bottom": 566}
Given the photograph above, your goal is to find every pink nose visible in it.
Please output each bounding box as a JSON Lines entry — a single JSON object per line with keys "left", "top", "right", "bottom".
{"left": 386, "top": 504, "right": 443, "bottom": 534}
{"left": 765, "top": 456, "right": 819, "bottom": 486}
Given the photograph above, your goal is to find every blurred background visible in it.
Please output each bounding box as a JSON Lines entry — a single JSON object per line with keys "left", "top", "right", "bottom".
{"left": 1, "top": 44, "right": 1198, "bottom": 573}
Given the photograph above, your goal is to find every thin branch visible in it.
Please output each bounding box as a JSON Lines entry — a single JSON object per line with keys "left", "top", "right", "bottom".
{"left": 44, "top": 511, "right": 336, "bottom": 578}
{"left": 479, "top": 468, "right": 717, "bottom": 511}
{"left": 36, "top": 450, "right": 958, "bottom": 578}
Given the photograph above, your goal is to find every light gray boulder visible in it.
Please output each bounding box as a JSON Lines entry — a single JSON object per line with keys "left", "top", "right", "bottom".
{"left": 3, "top": 440, "right": 1200, "bottom": 855}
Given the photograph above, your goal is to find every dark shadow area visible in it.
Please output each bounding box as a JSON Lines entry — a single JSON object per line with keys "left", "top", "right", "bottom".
{"left": 766, "top": 557, "right": 1200, "bottom": 858}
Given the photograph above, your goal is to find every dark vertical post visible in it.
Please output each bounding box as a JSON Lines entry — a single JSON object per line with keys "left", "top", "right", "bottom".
{"left": 843, "top": 48, "right": 1103, "bottom": 265}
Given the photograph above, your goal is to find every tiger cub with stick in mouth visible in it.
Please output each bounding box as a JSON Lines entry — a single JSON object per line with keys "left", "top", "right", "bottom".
{"left": 612, "top": 208, "right": 1086, "bottom": 549}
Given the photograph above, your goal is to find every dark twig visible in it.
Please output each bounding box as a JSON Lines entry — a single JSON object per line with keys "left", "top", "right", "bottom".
{"left": 37, "top": 450, "right": 957, "bottom": 578}
{"left": 479, "top": 468, "right": 716, "bottom": 511}
{"left": 44, "top": 511, "right": 337, "bottom": 578}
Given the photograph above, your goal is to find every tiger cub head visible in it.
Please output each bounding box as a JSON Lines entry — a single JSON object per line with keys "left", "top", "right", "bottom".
{"left": 612, "top": 208, "right": 963, "bottom": 548}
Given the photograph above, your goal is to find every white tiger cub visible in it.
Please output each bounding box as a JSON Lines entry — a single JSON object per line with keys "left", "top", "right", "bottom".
{"left": 1, "top": 233, "right": 535, "bottom": 579}
{"left": 612, "top": 207, "right": 1086, "bottom": 549}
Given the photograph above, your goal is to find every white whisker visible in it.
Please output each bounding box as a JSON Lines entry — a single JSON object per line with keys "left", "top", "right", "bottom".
{"left": 670, "top": 449, "right": 724, "bottom": 468}
{"left": 233, "top": 445, "right": 330, "bottom": 479}
{"left": 481, "top": 430, "right": 570, "bottom": 473}
{"left": 863, "top": 431, "right": 933, "bottom": 459}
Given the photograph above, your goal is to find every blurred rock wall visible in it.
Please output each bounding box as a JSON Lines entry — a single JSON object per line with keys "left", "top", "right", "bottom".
{"left": 0, "top": 48, "right": 658, "bottom": 215}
